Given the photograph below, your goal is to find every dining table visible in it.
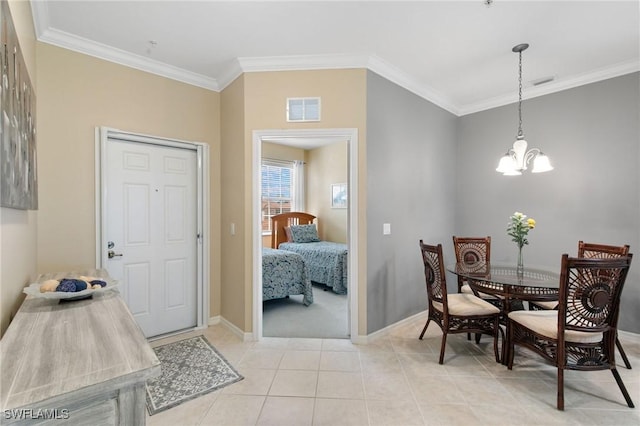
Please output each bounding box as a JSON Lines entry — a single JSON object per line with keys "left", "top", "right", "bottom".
{"left": 447, "top": 261, "right": 561, "bottom": 364}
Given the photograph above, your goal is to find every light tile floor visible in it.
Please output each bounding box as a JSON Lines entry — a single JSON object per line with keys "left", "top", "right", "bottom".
{"left": 147, "top": 313, "right": 640, "bottom": 426}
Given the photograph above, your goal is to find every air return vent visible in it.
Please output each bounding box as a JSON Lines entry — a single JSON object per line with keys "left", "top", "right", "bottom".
{"left": 287, "top": 97, "right": 321, "bottom": 122}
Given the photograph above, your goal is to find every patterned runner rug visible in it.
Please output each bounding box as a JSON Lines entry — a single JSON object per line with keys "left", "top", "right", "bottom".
{"left": 146, "top": 335, "right": 243, "bottom": 415}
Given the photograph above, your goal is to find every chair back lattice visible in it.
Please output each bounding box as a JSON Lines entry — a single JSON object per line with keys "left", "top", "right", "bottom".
{"left": 453, "top": 236, "right": 491, "bottom": 264}
{"left": 559, "top": 254, "right": 633, "bottom": 334}
{"left": 452, "top": 236, "right": 491, "bottom": 293}
{"left": 578, "top": 241, "right": 630, "bottom": 259}
{"left": 419, "top": 241, "right": 448, "bottom": 308}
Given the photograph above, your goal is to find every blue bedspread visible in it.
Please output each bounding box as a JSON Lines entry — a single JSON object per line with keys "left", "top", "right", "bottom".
{"left": 262, "top": 248, "right": 313, "bottom": 306}
{"left": 278, "top": 241, "right": 348, "bottom": 294}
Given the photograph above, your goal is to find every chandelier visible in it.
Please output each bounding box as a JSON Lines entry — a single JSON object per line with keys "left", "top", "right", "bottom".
{"left": 496, "top": 43, "right": 553, "bottom": 176}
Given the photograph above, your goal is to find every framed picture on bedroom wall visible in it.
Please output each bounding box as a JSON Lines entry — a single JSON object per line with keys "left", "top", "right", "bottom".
{"left": 331, "top": 183, "right": 347, "bottom": 209}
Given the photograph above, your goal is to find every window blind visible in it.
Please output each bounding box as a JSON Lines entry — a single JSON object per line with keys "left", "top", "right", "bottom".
{"left": 261, "top": 159, "right": 294, "bottom": 233}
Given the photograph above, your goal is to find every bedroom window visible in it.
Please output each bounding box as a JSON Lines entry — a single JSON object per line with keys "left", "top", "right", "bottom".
{"left": 261, "top": 160, "right": 293, "bottom": 234}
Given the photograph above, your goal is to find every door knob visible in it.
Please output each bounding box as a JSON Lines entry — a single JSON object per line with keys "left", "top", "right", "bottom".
{"left": 108, "top": 250, "right": 123, "bottom": 259}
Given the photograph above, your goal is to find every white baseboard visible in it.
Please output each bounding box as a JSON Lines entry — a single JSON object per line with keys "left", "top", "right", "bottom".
{"left": 217, "top": 316, "right": 255, "bottom": 342}
{"left": 204, "top": 310, "right": 640, "bottom": 347}
{"left": 350, "top": 335, "right": 368, "bottom": 345}
{"left": 208, "top": 312, "right": 426, "bottom": 344}
{"left": 363, "top": 310, "right": 426, "bottom": 344}
{"left": 618, "top": 329, "right": 640, "bottom": 344}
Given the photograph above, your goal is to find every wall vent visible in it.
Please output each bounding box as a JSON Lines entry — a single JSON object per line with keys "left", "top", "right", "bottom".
{"left": 287, "top": 97, "right": 321, "bottom": 122}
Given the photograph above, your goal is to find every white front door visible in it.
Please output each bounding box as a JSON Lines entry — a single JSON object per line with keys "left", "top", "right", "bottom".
{"left": 104, "top": 139, "right": 198, "bottom": 337}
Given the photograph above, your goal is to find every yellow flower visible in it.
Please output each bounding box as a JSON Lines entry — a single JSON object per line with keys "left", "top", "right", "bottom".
{"left": 508, "top": 212, "right": 537, "bottom": 247}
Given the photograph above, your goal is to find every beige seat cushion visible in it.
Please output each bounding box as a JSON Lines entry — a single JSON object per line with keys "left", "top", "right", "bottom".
{"left": 433, "top": 293, "right": 500, "bottom": 316}
{"left": 508, "top": 310, "right": 603, "bottom": 344}
{"left": 461, "top": 283, "right": 504, "bottom": 300}
{"left": 529, "top": 300, "right": 559, "bottom": 310}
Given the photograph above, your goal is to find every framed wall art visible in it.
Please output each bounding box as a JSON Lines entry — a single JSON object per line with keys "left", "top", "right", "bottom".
{"left": 1, "top": 1, "right": 38, "bottom": 210}
{"left": 331, "top": 183, "right": 347, "bottom": 209}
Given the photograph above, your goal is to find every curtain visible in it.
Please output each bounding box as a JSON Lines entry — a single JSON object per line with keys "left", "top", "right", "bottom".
{"left": 293, "top": 160, "right": 305, "bottom": 212}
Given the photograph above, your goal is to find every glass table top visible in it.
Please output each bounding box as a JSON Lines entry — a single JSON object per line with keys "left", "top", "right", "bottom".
{"left": 448, "top": 262, "right": 560, "bottom": 290}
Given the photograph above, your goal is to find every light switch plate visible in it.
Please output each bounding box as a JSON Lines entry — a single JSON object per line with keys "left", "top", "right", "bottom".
{"left": 383, "top": 223, "right": 391, "bottom": 235}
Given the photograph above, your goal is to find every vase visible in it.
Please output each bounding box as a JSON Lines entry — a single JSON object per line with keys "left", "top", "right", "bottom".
{"left": 517, "top": 245, "right": 524, "bottom": 278}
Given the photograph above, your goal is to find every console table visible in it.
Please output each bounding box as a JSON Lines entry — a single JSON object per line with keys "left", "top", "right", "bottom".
{"left": 0, "top": 270, "right": 160, "bottom": 425}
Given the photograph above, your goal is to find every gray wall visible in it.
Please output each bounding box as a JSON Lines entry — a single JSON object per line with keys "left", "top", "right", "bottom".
{"left": 365, "top": 71, "right": 639, "bottom": 335}
{"left": 457, "top": 72, "right": 640, "bottom": 333}
{"left": 366, "top": 71, "right": 458, "bottom": 334}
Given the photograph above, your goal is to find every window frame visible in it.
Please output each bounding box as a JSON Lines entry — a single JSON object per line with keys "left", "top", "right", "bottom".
{"left": 261, "top": 159, "right": 295, "bottom": 235}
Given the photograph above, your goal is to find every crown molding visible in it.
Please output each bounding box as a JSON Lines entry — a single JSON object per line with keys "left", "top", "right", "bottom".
{"left": 215, "top": 58, "right": 244, "bottom": 90}
{"left": 30, "top": 0, "right": 49, "bottom": 39}
{"left": 38, "top": 27, "right": 219, "bottom": 91}
{"left": 458, "top": 59, "right": 640, "bottom": 116}
{"left": 31, "top": 1, "right": 218, "bottom": 91}
{"left": 238, "top": 53, "right": 369, "bottom": 73}
{"left": 366, "top": 55, "right": 460, "bottom": 116}
{"left": 215, "top": 54, "right": 369, "bottom": 90}
{"left": 215, "top": 53, "right": 460, "bottom": 115}
{"left": 30, "top": 1, "right": 639, "bottom": 116}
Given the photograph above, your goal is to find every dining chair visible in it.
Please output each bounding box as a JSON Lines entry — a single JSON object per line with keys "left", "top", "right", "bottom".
{"left": 507, "top": 254, "right": 634, "bottom": 410}
{"left": 453, "top": 236, "right": 500, "bottom": 342}
{"left": 418, "top": 240, "right": 503, "bottom": 364}
{"left": 530, "top": 241, "right": 632, "bottom": 369}
{"left": 452, "top": 236, "right": 492, "bottom": 294}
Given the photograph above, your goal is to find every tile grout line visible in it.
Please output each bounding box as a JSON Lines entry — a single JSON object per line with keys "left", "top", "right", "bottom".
{"left": 358, "top": 349, "right": 373, "bottom": 426}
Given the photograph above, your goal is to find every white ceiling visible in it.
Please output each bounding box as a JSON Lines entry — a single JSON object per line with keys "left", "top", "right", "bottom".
{"left": 32, "top": 1, "right": 639, "bottom": 116}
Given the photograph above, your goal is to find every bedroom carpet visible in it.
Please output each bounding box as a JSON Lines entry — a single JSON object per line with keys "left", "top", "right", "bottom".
{"left": 262, "top": 284, "right": 349, "bottom": 338}
{"left": 145, "top": 336, "right": 243, "bottom": 415}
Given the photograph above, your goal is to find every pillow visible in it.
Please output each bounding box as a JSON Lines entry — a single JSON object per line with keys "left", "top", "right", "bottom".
{"left": 284, "top": 226, "right": 293, "bottom": 242}
{"left": 289, "top": 224, "right": 320, "bottom": 243}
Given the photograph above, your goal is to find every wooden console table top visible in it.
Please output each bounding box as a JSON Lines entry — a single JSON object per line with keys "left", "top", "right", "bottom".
{"left": 1, "top": 271, "right": 160, "bottom": 414}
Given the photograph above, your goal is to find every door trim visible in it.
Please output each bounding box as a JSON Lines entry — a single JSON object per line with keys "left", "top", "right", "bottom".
{"left": 252, "top": 128, "right": 359, "bottom": 342}
{"left": 95, "top": 127, "right": 210, "bottom": 334}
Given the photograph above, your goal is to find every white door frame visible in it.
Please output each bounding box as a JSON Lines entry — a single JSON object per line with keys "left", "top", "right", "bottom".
{"left": 252, "top": 128, "right": 359, "bottom": 342}
{"left": 95, "top": 127, "right": 210, "bottom": 336}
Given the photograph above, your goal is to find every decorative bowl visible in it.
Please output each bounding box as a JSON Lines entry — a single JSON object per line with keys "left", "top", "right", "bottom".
{"left": 23, "top": 273, "right": 119, "bottom": 300}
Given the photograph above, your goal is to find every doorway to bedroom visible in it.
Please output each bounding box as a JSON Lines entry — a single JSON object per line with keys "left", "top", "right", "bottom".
{"left": 252, "top": 128, "right": 359, "bottom": 341}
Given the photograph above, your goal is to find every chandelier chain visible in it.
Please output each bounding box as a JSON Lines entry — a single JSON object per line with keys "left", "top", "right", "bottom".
{"left": 497, "top": 43, "right": 553, "bottom": 175}
{"left": 517, "top": 50, "right": 523, "bottom": 139}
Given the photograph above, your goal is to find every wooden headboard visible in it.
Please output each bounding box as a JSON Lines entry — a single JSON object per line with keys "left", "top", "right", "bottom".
{"left": 270, "top": 212, "right": 317, "bottom": 248}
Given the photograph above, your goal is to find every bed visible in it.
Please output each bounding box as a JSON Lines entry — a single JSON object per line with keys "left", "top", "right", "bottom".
{"left": 262, "top": 247, "right": 313, "bottom": 306}
{"left": 271, "top": 212, "right": 348, "bottom": 295}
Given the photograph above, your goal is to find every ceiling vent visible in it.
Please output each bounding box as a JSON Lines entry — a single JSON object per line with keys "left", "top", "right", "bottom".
{"left": 287, "top": 97, "right": 321, "bottom": 122}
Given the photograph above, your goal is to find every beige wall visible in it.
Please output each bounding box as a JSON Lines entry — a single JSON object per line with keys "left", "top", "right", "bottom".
{"left": 232, "top": 69, "right": 367, "bottom": 334}
{"left": 220, "top": 76, "right": 247, "bottom": 329}
{"left": 307, "top": 142, "right": 348, "bottom": 243}
{"left": 35, "top": 43, "right": 222, "bottom": 315}
{"left": 3, "top": 29, "right": 367, "bottom": 337}
{"left": 6, "top": 0, "right": 36, "bottom": 78}
{"left": 1, "top": 0, "right": 38, "bottom": 336}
